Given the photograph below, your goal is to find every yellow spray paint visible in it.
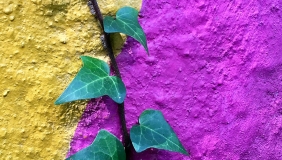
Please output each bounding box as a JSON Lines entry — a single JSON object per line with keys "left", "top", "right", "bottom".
{"left": 0, "top": 0, "right": 141, "bottom": 159}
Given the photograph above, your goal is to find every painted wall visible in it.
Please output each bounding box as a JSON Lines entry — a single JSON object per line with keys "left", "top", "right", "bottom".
{"left": 69, "top": 0, "right": 282, "bottom": 160}
{"left": 1, "top": 0, "right": 282, "bottom": 159}
{"left": 0, "top": 0, "right": 141, "bottom": 159}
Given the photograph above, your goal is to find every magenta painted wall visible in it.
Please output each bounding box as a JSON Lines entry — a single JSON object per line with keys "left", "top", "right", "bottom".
{"left": 68, "top": 0, "right": 282, "bottom": 159}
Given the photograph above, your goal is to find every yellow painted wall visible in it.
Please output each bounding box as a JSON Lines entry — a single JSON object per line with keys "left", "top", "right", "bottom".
{"left": 0, "top": 0, "right": 141, "bottom": 159}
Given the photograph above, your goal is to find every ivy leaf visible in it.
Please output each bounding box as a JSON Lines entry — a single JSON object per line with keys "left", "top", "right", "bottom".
{"left": 66, "top": 130, "right": 125, "bottom": 160}
{"left": 104, "top": 6, "right": 149, "bottom": 53}
{"left": 130, "top": 110, "right": 188, "bottom": 155}
{"left": 55, "top": 56, "right": 126, "bottom": 105}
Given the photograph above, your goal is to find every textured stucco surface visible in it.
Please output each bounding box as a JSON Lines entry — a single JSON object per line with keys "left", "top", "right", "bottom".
{"left": 0, "top": 0, "right": 141, "bottom": 159}
{"left": 69, "top": 0, "right": 282, "bottom": 159}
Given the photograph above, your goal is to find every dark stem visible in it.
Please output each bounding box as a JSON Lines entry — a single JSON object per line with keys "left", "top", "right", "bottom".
{"left": 90, "top": 0, "right": 131, "bottom": 158}
{"left": 118, "top": 102, "right": 132, "bottom": 158}
{"left": 90, "top": 0, "right": 121, "bottom": 77}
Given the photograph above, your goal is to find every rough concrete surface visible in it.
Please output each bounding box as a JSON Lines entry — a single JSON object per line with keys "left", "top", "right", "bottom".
{"left": 0, "top": 0, "right": 141, "bottom": 159}
{"left": 69, "top": 0, "right": 282, "bottom": 160}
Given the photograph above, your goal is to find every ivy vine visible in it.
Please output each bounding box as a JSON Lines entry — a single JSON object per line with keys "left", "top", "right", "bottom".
{"left": 55, "top": 1, "right": 189, "bottom": 159}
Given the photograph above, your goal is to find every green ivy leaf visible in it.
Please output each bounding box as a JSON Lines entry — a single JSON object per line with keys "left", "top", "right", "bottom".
{"left": 130, "top": 110, "right": 188, "bottom": 155}
{"left": 55, "top": 56, "right": 126, "bottom": 105}
{"left": 66, "top": 130, "right": 126, "bottom": 160}
{"left": 104, "top": 6, "right": 149, "bottom": 53}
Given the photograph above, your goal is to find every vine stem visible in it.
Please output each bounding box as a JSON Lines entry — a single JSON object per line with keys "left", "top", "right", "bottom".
{"left": 90, "top": 0, "right": 132, "bottom": 159}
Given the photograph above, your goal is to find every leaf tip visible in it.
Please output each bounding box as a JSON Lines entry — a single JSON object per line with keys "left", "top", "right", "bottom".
{"left": 54, "top": 98, "right": 62, "bottom": 105}
{"left": 145, "top": 48, "right": 149, "bottom": 55}
{"left": 182, "top": 149, "right": 189, "bottom": 156}
{"left": 54, "top": 95, "right": 67, "bottom": 105}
